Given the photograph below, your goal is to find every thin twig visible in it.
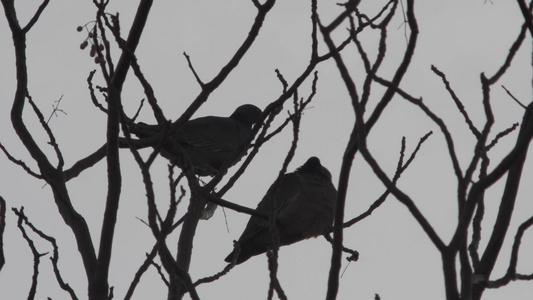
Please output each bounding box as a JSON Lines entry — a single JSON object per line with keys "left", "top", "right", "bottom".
{"left": 87, "top": 70, "right": 108, "bottom": 113}
{"left": 45, "top": 95, "right": 67, "bottom": 124}
{"left": 151, "top": 259, "right": 170, "bottom": 287}
{"left": 194, "top": 243, "right": 240, "bottom": 286}
{"left": 261, "top": 72, "right": 318, "bottom": 144}
{"left": 22, "top": 0, "right": 50, "bottom": 33}
{"left": 431, "top": 65, "right": 480, "bottom": 137}
{"left": 502, "top": 85, "right": 527, "bottom": 109}
{"left": 486, "top": 123, "right": 520, "bottom": 151}
{"left": 344, "top": 132, "right": 432, "bottom": 227}
{"left": 267, "top": 250, "right": 287, "bottom": 300}
{"left": 14, "top": 208, "right": 78, "bottom": 299}
{"left": 13, "top": 208, "right": 43, "bottom": 300}
{"left": 124, "top": 244, "right": 158, "bottom": 300}
{"left": 26, "top": 93, "right": 65, "bottom": 170}
{"left": 275, "top": 69, "right": 289, "bottom": 92}
{"left": 184, "top": 52, "right": 205, "bottom": 87}
{"left": 131, "top": 98, "right": 145, "bottom": 122}
{"left": 250, "top": 0, "right": 261, "bottom": 9}
{"left": 373, "top": 74, "right": 464, "bottom": 184}
{"left": 486, "top": 214, "right": 533, "bottom": 288}
{"left": 0, "top": 196, "right": 5, "bottom": 272}
{"left": 266, "top": 93, "right": 303, "bottom": 300}
{"left": 208, "top": 196, "right": 267, "bottom": 218}
{"left": 0, "top": 142, "right": 42, "bottom": 179}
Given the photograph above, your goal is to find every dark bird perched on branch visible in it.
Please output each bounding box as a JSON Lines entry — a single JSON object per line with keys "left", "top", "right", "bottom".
{"left": 225, "top": 156, "right": 337, "bottom": 265}
{"left": 130, "top": 104, "right": 262, "bottom": 176}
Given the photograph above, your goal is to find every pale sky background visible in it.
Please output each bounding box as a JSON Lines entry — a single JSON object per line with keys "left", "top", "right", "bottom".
{"left": 1, "top": 0, "right": 532, "bottom": 299}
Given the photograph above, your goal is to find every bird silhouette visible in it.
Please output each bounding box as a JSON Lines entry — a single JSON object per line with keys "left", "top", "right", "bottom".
{"left": 225, "top": 157, "right": 337, "bottom": 264}
{"left": 131, "top": 104, "right": 262, "bottom": 176}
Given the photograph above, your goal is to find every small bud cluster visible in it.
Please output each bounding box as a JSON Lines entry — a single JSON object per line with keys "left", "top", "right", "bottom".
{"left": 76, "top": 23, "right": 106, "bottom": 64}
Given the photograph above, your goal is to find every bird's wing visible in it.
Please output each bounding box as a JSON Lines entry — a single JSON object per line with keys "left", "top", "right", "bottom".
{"left": 237, "top": 173, "right": 301, "bottom": 244}
{"left": 276, "top": 173, "right": 337, "bottom": 241}
{"left": 173, "top": 116, "right": 244, "bottom": 152}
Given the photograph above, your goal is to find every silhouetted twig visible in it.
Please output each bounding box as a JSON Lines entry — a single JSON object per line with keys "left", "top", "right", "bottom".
{"left": 266, "top": 91, "right": 303, "bottom": 300}
{"left": 45, "top": 95, "right": 67, "bottom": 124}
{"left": 131, "top": 98, "right": 145, "bottom": 122}
{"left": 267, "top": 249, "right": 287, "bottom": 300}
{"left": 184, "top": 52, "right": 204, "bottom": 87}
{"left": 13, "top": 208, "right": 78, "bottom": 300}
{"left": 124, "top": 245, "right": 158, "bottom": 300}
{"left": 87, "top": 70, "right": 108, "bottom": 113}
{"left": 0, "top": 197, "right": 5, "bottom": 272}
{"left": 486, "top": 214, "right": 533, "bottom": 288}
{"left": 0, "top": 142, "right": 42, "bottom": 179}
{"left": 22, "top": 0, "right": 50, "bottom": 33}
{"left": 344, "top": 132, "right": 432, "bottom": 227}
{"left": 486, "top": 123, "right": 520, "bottom": 151}
{"left": 194, "top": 243, "right": 240, "bottom": 287}
{"left": 13, "top": 208, "right": 43, "bottom": 300}
{"left": 26, "top": 92, "right": 64, "bottom": 170}
{"left": 502, "top": 85, "right": 527, "bottom": 109}
{"left": 275, "top": 69, "right": 289, "bottom": 92}
{"left": 151, "top": 259, "right": 170, "bottom": 287}
{"left": 432, "top": 65, "right": 480, "bottom": 137}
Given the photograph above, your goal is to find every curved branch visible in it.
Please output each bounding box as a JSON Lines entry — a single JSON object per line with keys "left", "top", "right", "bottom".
{"left": 22, "top": 0, "right": 50, "bottom": 33}
{"left": 1, "top": 0, "right": 98, "bottom": 283}
{"left": 0, "top": 196, "right": 5, "bottom": 272}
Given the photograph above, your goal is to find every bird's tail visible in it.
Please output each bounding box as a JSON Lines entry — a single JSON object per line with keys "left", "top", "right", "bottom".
{"left": 224, "top": 241, "right": 269, "bottom": 265}
{"left": 225, "top": 248, "right": 251, "bottom": 265}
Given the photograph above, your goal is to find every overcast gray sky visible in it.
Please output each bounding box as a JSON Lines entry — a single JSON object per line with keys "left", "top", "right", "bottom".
{"left": 1, "top": 0, "right": 532, "bottom": 299}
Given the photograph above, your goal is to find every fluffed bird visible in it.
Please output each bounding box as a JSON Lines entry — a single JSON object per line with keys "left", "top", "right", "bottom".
{"left": 225, "top": 156, "right": 337, "bottom": 265}
{"left": 130, "top": 104, "right": 262, "bottom": 176}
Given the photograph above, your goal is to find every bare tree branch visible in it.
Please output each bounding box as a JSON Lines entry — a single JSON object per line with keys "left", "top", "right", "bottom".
{"left": 344, "top": 132, "right": 432, "bottom": 228}
{"left": 0, "top": 141, "right": 43, "bottom": 179}
{"left": 502, "top": 85, "right": 527, "bottom": 109}
{"left": 431, "top": 65, "right": 480, "bottom": 137}
{"left": 486, "top": 123, "right": 520, "bottom": 151}
{"left": 45, "top": 95, "right": 67, "bottom": 125}
{"left": 0, "top": 196, "right": 5, "bottom": 272}
{"left": 267, "top": 250, "right": 287, "bottom": 300}
{"left": 194, "top": 242, "right": 240, "bottom": 287}
{"left": 151, "top": 258, "right": 170, "bottom": 287}
{"left": 13, "top": 208, "right": 43, "bottom": 300}
{"left": 373, "top": 74, "right": 465, "bottom": 188}
{"left": 184, "top": 52, "right": 205, "bottom": 88}
{"left": 124, "top": 245, "right": 158, "bottom": 300}
{"left": 487, "top": 22, "right": 528, "bottom": 82}
{"left": 26, "top": 92, "right": 64, "bottom": 170}
{"left": 21, "top": 0, "right": 50, "bottom": 33}
{"left": 87, "top": 70, "right": 108, "bottom": 113}
{"left": 265, "top": 93, "right": 302, "bottom": 300}
{"left": 14, "top": 208, "right": 79, "bottom": 299}
{"left": 466, "top": 103, "right": 533, "bottom": 300}
{"left": 2, "top": 0, "right": 98, "bottom": 287}
{"left": 486, "top": 214, "right": 533, "bottom": 288}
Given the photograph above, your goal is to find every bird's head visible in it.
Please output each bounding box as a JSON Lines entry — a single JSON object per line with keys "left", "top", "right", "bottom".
{"left": 230, "top": 104, "right": 262, "bottom": 128}
{"left": 296, "top": 156, "right": 332, "bottom": 181}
